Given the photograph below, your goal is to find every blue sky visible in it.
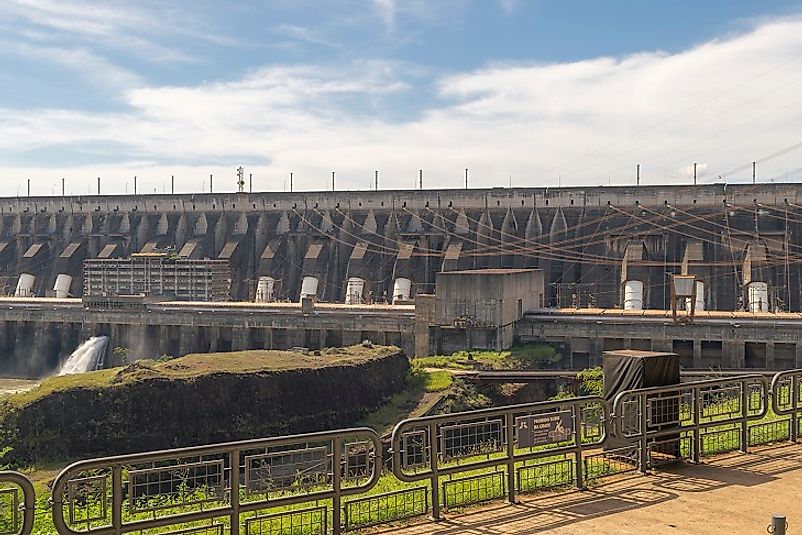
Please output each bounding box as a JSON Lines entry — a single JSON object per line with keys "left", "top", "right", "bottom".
{"left": 2, "top": 1, "right": 802, "bottom": 195}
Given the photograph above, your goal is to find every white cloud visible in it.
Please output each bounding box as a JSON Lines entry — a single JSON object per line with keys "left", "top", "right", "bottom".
{"left": 4, "top": 16, "right": 802, "bottom": 194}
{"left": 372, "top": 0, "right": 396, "bottom": 32}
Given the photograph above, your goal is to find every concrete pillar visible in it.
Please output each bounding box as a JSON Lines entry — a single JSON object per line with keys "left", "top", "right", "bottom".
{"left": 209, "top": 327, "right": 221, "bottom": 352}
{"left": 652, "top": 338, "right": 673, "bottom": 353}
{"left": 724, "top": 340, "right": 745, "bottom": 368}
{"left": 264, "top": 328, "right": 274, "bottom": 350}
{"left": 179, "top": 326, "right": 195, "bottom": 356}
{"left": 232, "top": 327, "right": 249, "bottom": 351}
{"left": 693, "top": 339, "right": 702, "bottom": 368}
{"left": 767, "top": 342, "right": 776, "bottom": 369}
{"left": 318, "top": 330, "right": 326, "bottom": 350}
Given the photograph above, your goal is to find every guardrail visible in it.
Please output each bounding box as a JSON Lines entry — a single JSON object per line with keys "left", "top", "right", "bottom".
{"left": 771, "top": 369, "right": 802, "bottom": 443}
{"left": 25, "top": 368, "right": 802, "bottom": 534}
{"left": 391, "top": 397, "right": 609, "bottom": 520}
{"left": 51, "top": 428, "right": 381, "bottom": 535}
{"left": 612, "top": 374, "right": 770, "bottom": 470}
{"left": 0, "top": 471, "right": 35, "bottom": 535}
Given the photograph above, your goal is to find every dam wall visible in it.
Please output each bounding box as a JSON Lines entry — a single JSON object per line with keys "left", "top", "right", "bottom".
{"left": 0, "top": 183, "right": 800, "bottom": 310}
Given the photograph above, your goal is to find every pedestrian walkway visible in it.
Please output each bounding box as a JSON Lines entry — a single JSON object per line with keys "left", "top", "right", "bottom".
{"left": 376, "top": 443, "right": 802, "bottom": 534}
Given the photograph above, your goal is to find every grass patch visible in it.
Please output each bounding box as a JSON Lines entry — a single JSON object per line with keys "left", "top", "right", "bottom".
{"left": 424, "top": 370, "right": 453, "bottom": 392}
{"left": 413, "top": 344, "right": 560, "bottom": 371}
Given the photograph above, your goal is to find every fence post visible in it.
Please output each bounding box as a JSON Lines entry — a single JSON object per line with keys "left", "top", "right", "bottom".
{"left": 230, "top": 448, "right": 240, "bottom": 535}
{"left": 574, "top": 404, "right": 585, "bottom": 489}
{"left": 639, "top": 395, "right": 649, "bottom": 473}
{"left": 692, "top": 385, "right": 701, "bottom": 463}
{"left": 112, "top": 465, "right": 122, "bottom": 535}
{"left": 788, "top": 373, "right": 799, "bottom": 442}
{"left": 428, "top": 421, "right": 441, "bottom": 521}
{"left": 505, "top": 412, "right": 517, "bottom": 504}
{"left": 332, "top": 438, "right": 342, "bottom": 535}
{"left": 740, "top": 382, "right": 749, "bottom": 453}
{"left": 769, "top": 513, "right": 787, "bottom": 535}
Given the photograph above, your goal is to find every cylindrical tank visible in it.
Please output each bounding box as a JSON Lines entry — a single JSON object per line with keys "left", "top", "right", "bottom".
{"left": 623, "top": 280, "right": 644, "bottom": 310}
{"left": 344, "top": 277, "right": 365, "bottom": 305}
{"left": 392, "top": 277, "right": 412, "bottom": 304}
{"left": 255, "top": 276, "right": 275, "bottom": 302}
{"left": 14, "top": 273, "right": 35, "bottom": 298}
{"left": 747, "top": 282, "right": 769, "bottom": 313}
{"left": 299, "top": 276, "right": 319, "bottom": 302}
{"left": 53, "top": 274, "right": 73, "bottom": 299}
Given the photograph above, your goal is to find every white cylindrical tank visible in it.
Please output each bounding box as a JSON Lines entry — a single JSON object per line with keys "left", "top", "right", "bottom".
{"left": 14, "top": 273, "right": 35, "bottom": 297}
{"left": 344, "top": 277, "right": 365, "bottom": 305}
{"left": 392, "top": 277, "right": 412, "bottom": 304}
{"left": 53, "top": 274, "right": 73, "bottom": 299}
{"left": 623, "top": 280, "right": 644, "bottom": 310}
{"left": 747, "top": 282, "right": 769, "bottom": 313}
{"left": 300, "top": 276, "right": 319, "bottom": 302}
{"left": 685, "top": 281, "right": 705, "bottom": 312}
{"left": 255, "top": 276, "right": 275, "bottom": 302}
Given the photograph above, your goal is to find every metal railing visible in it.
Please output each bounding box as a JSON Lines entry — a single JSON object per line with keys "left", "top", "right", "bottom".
{"left": 18, "top": 367, "right": 802, "bottom": 534}
{"left": 612, "top": 374, "right": 770, "bottom": 470}
{"left": 51, "top": 428, "right": 381, "bottom": 535}
{"left": 391, "top": 397, "right": 609, "bottom": 520}
{"left": 0, "top": 471, "right": 35, "bottom": 535}
{"left": 771, "top": 369, "right": 802, "bottom": 443}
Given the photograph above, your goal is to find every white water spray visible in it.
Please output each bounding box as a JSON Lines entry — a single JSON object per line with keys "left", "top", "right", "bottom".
{"left": 57, "top": 336, "right": 110, "bottom": 376}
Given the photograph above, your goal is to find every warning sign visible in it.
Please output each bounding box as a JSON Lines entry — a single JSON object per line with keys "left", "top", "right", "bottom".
{"left": 515, "top": 411, "right": 572, "bottom": 448}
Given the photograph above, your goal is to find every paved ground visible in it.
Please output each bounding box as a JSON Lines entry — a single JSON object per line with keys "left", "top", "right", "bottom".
{"left": 376, "top": 443, "right": 802, "bottom": 534}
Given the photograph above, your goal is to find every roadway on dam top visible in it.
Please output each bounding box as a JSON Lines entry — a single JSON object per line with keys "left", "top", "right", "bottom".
{"left": 377, "top": 443, "right": 802, "bottom": 534}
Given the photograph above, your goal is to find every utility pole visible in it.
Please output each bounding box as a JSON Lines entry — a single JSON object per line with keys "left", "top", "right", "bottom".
{"left": 27, "top": 179, "right": 30, "bottom": 197}
{"left": 62, "top": 178, "right": 65, "bottom": 198}
{"left": 171, "top": 175, "right": 174, "bottom": 194}
{"left": 210, "top": 174, "right": 213, "bottom": 193}
{"left": 419, "top": 169, "right": 423, "bottom": 190}
{"left": 290, "top": 172, "right": 293, "bottom": 192}
{"left": 97, "top": 177, "right": 101, "bottom": 195}
{"left": 693, "top": 163, "right": 697, "bottom": 185}
{"left": 332, "top": 171, "right": 335, "bottom": 191}
{"left": 249, "top": 173, "right": 253, "bottom": 193}
{"left": 636, "top": 164, "right": 640, "bottom": 186}
{"left": 134, "top": 176, "right": 137, "bottom": 195}
{"left": 753, "top": 161, "right": 756, "bottom": 184}
{"left": 375, "top": 170, "right": 378, "bottom": 190}
{"left": 465, "top": 168, "right": 469, "bottom": 189}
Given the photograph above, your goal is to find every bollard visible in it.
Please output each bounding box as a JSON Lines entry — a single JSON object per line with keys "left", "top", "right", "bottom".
{"left": 769, "top": 513, "right": 787, "bottom": 535}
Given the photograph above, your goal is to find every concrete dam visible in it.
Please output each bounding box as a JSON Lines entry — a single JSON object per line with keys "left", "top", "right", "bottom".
{"left": 1, "top": 182, "right": 802, "bottom": 376}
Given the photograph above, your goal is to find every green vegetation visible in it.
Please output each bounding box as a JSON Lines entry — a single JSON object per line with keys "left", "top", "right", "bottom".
{"left": 4, "top": 345, "right": 400, "bottom": 409}
{"left": 413, "top": 344, "right": 561, "bottom": 371}
{"left": 423, "top": 369, "right": 453, "bottom": 392}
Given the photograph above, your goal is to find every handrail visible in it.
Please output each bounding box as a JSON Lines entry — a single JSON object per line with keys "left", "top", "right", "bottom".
{"left": 0, "top": 471, "right": 35, "bottom": 535}
{"left": 391, "top": 396, "right": 609, "bottom": 520}
{"left": 52, "top": 427, "right": 382, "bottom": 535}
{"left": 612, "top": 374, "right": 769, "bottom": 468}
